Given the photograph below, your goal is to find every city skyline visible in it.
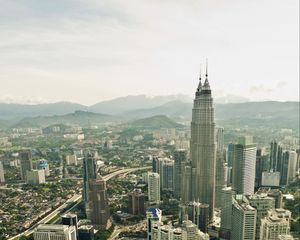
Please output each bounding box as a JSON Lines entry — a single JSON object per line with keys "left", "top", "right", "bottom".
{"left": 0, "top": 0, "right": 298, "bottom": 105}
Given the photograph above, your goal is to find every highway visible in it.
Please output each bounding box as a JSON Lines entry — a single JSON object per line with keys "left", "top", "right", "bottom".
{"left": 8, "top": 166, "right": 151, "bottom": 240}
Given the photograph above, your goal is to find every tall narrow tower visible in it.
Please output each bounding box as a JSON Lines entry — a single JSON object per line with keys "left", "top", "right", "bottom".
{"left": 189, "top": 64, "right": 216, "bottom": 220}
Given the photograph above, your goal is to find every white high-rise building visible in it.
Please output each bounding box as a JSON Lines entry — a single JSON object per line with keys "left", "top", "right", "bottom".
{"left": 33, "top": 224, "right": 77, "bottom": 240}
{"left": 147, "top": 208, "right": 162, "bottom": 240}
{"left": 27, "top": 169, "right": 46, "bottom": 185}
{"left": 232, "top": 136, "right": 257, "bottom": 195}
{"left": 260, "top": 209, "right": 291, "bottom": 240}
{"left": 0, "top": 161, "right": 5, "bottom": 185}
{"left": 148, "top": 172, "right": 160, "bottom": 204}
{"left": 287, "top": 151, "right": 297, "bottom": 183}
{"left": 231, "top": 195, "right": 257, "bottom": 240}
{"left": 220, "top": 187, "right": 235, "bottom": 231}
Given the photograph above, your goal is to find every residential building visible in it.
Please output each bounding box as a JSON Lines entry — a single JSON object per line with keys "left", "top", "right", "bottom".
{"left": 0, "top": 161, "right": 5, "bottom": 185}
{"left": 128, "top": 189, "right": 145, "bottom": 215}
{"left": 27, "top": 169, "right": 46, "bottom": 185}
{"left": 148, "top": 172, "right": 160, "bottom": 204}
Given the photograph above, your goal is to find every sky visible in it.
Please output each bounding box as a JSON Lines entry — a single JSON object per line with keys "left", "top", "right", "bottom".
{"left": 0, "top": 0, "right": 298, "bottom": 105}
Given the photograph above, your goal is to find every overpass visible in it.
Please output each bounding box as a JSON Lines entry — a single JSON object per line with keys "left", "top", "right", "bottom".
{"left": 8, "top": 166, "right": 151, "bottom": 240}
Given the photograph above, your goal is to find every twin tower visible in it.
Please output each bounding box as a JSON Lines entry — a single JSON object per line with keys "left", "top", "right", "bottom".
{"left": 182, "top": 65, "right": 216, "bottom": 221}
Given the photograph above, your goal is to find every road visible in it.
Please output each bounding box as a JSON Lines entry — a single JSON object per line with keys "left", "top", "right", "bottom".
{"left": 8, "top": 166, "right": 151, "bottom": 240}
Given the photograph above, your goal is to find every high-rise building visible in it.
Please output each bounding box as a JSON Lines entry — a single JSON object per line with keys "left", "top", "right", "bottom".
{"left": 37, "top": 159, "right": 50, "bottom": 176}
{"left": 215, "top": 129, "right": 227, "bottom": 208}
{"left": 161, "top": 159, "right": 175, "bottom": 191}
{"left": 267, "top": 189, "right": 283, "bottom": 209}
{"left": 247, "top": 193, "right": 275, "bottom": 240}
{"left": 148, "top": 172, "right": 160, "bottom": 204}
{"left": 147, "top": 208, "right": 162, "bottom": 240}
{"left": 260, "top": 209, "right": 291, "bottom": 240}
{"left": 186, "top": 68, "right": 216, "bottom": 221}
{"left": 83, "top": 154, "right": 98, "bottom": 218}
{"left": 231, "top": 195, "right": 257, "bottom": 240}
{"left": 255, "top": 148, "right": 269, "bottom": 187}
{"left": 174, "top": 149, "right": 187, "bottom": 200}
{"left": 88, "top": 174, "right": 109, "bottom": 229}
{"left": 279, "top": 151, "right": 290, "bottom": 186}
{"left": 232, "top": 136, "right": 257, "bottom": 195}
{"left": 33, "top": 224, "right": 77, "bottom": 240}
{"left": 181, "top": 164, "right": 192, "bottom": 204}
{"left": 270, "top": 141, "right": 282, "bottom": 171}
{"left": 287, "top": 150, "right": 297, "bottom": 183}
{"left": 61, "top": 213, "right": 78, "bottom": 234}
{"left": 220, "top": 187, "right": 235, "bottom": 232}
{"left": 26, "top": 169, "right": 46, "bottom": 185}
{"left": 128, "top": 189, "right": 145, "bottom": 215}
{"left": 78, "top": 225, "right": 94, "bottom": 240}
{"left": 0, "top": 161, "right": 5, "bottom": 185}
{"left": 152, "top": 157, "right": 175, "bottom": 191}
{"left": 227, "top": 143, "right": 235, "bottom": 168}
{"left": 20, "top": 150, "right": 33, "bottom": 181}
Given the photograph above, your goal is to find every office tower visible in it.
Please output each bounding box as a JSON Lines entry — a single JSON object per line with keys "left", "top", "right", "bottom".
{"left": 260, "top": 209, "right": 291, "bottom": 240}
{"left": 255, "top": 148, "right": 269, "bottom": 187}
{"left": 61, "top": 213, "right": 78, "bottom": 234}
{"left": 128, "top": 189, "right": 145, "bottom": 215}
{"left": 215, "top": 149, "right": 227, "bottom": 207}
{"left": 216, "top": 127, "right": 224, "bottom": 151}
{"left": 181, "top": 164, "right": 192, "bottom": 204}
{"left": 280, "top": 151, "right": 290, "bottom": 186}
{"left": 287, "top": 150, "right": 297, "bottom": 183}
{"left": 187, "top": 68, "right": 216, "bottom": 221}
{"left": 261, "top": 171, "right": 280, "bottom": 186}
{"left": 78, "top": 226, "right": 94, "bottom": 240}
{"left": 174, "top": 149, "right": 187, "bottom": 200}
{"left": 148, "top": 172, "right": 160, "bottom": 204}
{"left": 270, "top": 141, "right": 280, "bottom": 171}
{"left": 88, "top": 174, "right": 109, "bottom": 229}
{"left": 247, "top": 193, "right": 275, "bottom": 240}
{"left": 20, "top": 150, "right": 33, "bottom": 181}
{"left": 220, "top": 187, "right": 235, "bottom": 232}
{"left": 83, "top": 154, "right": 97, "bottom": 217}
{"left": 267, "top": 189, "right": 283, "bottom": 208}
{"left": 231, "top": 195, "right": 257, "bottom": 240}
{"left": 37, "top": 159, "right": 50, "bottom": 176}
{"left": 152, "top": 156, "right": 159, "bottom": 173}
{"left": 227, "top": 143, "right": 235, "bottom": 168}
{"left": 147, "top": 208, "right": 162, "bottom": 240}
{"left": 33, "top": 224, "right": 77, "bottom": 240}
{"left": 26, "top": 169, "right": 46, "bottom": 185}
{"left": 184, "top": 201, "right": 210, "bottom": 233}
{"left": 232, "top": 136, "right": 257, "bottom": 195}
{"left": 161, "top": 159, "right": 174, "bottom": 191}
{"left": 0, "top": 161, "right": 5, "bottom": 185}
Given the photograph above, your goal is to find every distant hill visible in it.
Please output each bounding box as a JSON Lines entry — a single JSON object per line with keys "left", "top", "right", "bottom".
{"left": 0, "top": 102, "right": 87, "bottom": 120}
{"left": 121, "top": 100, "right": 192, "bottom": 120}
{"left": 13, "top": 110, "right": 119, "bottom": 128}
{"left": 130, "top": 115, "right": 183, "bottom": 129}
{"left": 89, "top": 94, "right": 190, "bottom": 115}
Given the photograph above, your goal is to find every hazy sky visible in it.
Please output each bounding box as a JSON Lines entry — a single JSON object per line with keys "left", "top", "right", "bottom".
{"left": 0, "top": 0, "right": 298, "bottom": 105}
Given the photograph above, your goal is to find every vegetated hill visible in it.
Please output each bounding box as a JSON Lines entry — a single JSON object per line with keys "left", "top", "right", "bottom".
{"left": 130, "top": 115, "right": 183, "bottom": 129}
{"left": 0, "top": 102, "right": 87, "bottom": 120}
{"left": 89, "top": 94, "right": 191, "bottom": 115}
{"left": 123, "top": 100, "right": 299, "bottom": 130}
{"left": 13, "top": 111, "right": 120, "bottom": 128}
{"left": 215, "top": 101, "right": 299, "bottom": 129}
{"left": 121, "top": 100, "right": 192, "bottom": 120}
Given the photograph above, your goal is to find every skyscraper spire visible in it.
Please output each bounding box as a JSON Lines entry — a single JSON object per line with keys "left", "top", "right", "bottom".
{"left": 205, "top": 59, "right": 208, "bottom": 78}
{"left": 197, "top": 64, "right": 202, "bottom": 92}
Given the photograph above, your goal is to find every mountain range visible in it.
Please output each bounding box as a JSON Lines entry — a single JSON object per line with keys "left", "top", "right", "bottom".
{"left": 0, "top": 95, "right": 298, "bottom": 130}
